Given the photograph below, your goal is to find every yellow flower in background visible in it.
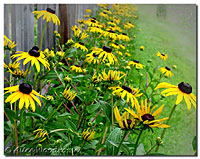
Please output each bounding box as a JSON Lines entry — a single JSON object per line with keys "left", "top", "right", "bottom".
{"left": 107, "top": 21, "right": 116, "bottom": 27}
{"left": 114, "top": 106, "right": 137, "bottom": 129}
{"left": 70, "top": 65, "right": 86, "bottom": 73}
{"left": 66, "top": 38, "right": 74, "bottom": 45}
{"left": 32, "top": 8, "right": 60, "bottom": 25}
{"left": 156, "top": 51, "right": 168, "bottom": 61}
{"left": 84, "top": 14, "right": 90, "bottom": 18}
{"left": 112, "top": 85, "right": 142, "bottom": 108}
{"left": 85, "top": 52, "right": 100, "bottom": 64}
{"left": 33, "top": 129, "right": 49, "bottom": 142}
{"left": 11, "top": 46, "right": 50, "bottom": 72}
{"left": 91, "top": 73, "right": 102, "bottom": 83}
{"left": 140, "top": 46, "right": 144, "bottom": 51}
{"left": 4, "top": 83, "right": 45, "bottom": 112}
{"left": 103, "top": 9, "right": 112, "bottom": 14}
{"left": 100, "top": 69, "right": 125, "bottom": 82}
{"left": 155, "top": 82, "right": 196, "bottom": 110}
{"left": 10, "top": 69, "right": 29, "bottom": 79}
{"left": 82, "top": 128, "right": 95, "bottom": 141}
{"left": 101, "top": 30, "right": 119, "bottom": 41}
{"left": 79, "top": 31, "right": 89, "bottom": 40}
{"left": 118, "top": 33, "right": 130, "bottom": 41}
{"left": 99, "top": 12, "right": 109, "bottom": 18}
{"left": 87, "top": 26, "right": 103, "bottom": 34}
{"left": 63, "top": 87, "right": 77, "bottom": 101}
{"left": 128, "top": 60, "right": 144, "bottom": 69}
{"left": 4, "top": 35, "right": 17, "bottom": 49}
{"left": 73, "top": 42, "right": 88, "bottom": 52}
{"left": 116, "top": 50, "right": 123, "bottom": 56}
{"left": 4, "top": 62, "right": 20, "bottom": 71}
{"left": 64, "top": 75, "right": 71, "bottom": 82}
{"left": 85, "top": 18, "right": 102, "bottom": 27}
{"left": 159, "top": 67, "right": 174, "bottom": 77}
{"left": 72, "top": 25, "right": 81, "bottom": 38}
{"left": 56, "top": 51, "right": 65, "bottom": 57}
{"left": 173, "top": 65, "right": 177, "bottom": 69}
{"left": 85, "top": 8, "right": 92, "bottom": 13}
{"left": 119, "top": 44, "right": 126, "bottom": 50}
{"left": 54, "top": 30, "right": 61, "bottom": 38}
{"left": 98, "top": 4, "right": 108, "bottom": 9}
{"left": 109, "top": 43, "right": 120, "bottom": 50}
{"left": 46, "top": 95, "right": 54, "bottom": 101}
{"left": 42, "top": 48, "right": 55, "bottom": 58}
{"left": 125, "top": 99, "right": 170, "bottom": 128}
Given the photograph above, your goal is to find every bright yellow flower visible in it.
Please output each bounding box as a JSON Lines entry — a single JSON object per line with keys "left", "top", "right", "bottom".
{"left": 70, "top": 65, "right": 86, "bottom": 73}
{"left": 100, "top": 69, "right": 125, "bottom": 82}
{"left": 73, "top": 42, "right": 88, "bottom": 52}
{"left": 128, "top": 60, "right": 144, "bottom": 69}
{"left": 156, "top": 51, "right": 168, "bottom": 61}
{"left": 63, "top": 87, "right": 77, "bottom": 101}
{"left": 159, "top": 67, "right": 174, "bottom": 77}
{"left": 85, "top": 8, "right": 92, "bottom": 13}
{"left": 82, "top": 128, "right": 95, "bottom": 141}
{"left": 4, "top": 35, "right": 17, "bottom": 49}
{"left": 33, "top": 129, "right": 49, "bottom": 142}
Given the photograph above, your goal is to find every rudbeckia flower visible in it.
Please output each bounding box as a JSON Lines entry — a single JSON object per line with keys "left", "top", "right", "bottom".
{"left": 112, "top": 85, "right": 142, "bottom": 108}
{"left": 155, "top": 82, "right": 196, "bottom": 110}
{"left": 64, "top": 75, "right": 71, "bottom": 82}
{"left": 42, "top": 48, "right": 55, "bottom": 58}
{"left": 156, "top": 51, "right": 168, "bottom": 61}
{"left": 10, "top": 69, "right": 29, "bottom": 79}
{"left": 140, "top": 46, "right": 144, "bottom": 51}
{"left": 114, "top": 106, "right": 137, "bottom": 129}
{"left": 85, "top": 18, "right": 102, "bottom": 27}
{"left": 109, "top": 43, "right": 120, "bottom": 50}
{"left": 119, "top": 44, "right": 126, "bottom": 50}
{"left": 63, "top": 87, "right": 77, "bottom": 101}
{"left": 33, "top": 129, "right": 49, "bottom": 142}
{"left": 11, "top": 46, "right": 50, "bottom": 72}
{"left": 101, "top": 30, "right": 119, "bottom": 41}
{"left": 128, "top": 60, "right": 144, "bottom": 69}
{"left": 103, "top": 9, "right": 112, "bottom": 14}
{"left": 72, "top": 25, "right": 81, "bottom": 38}
{"left": 32, "top": 8, "right": 60, "bottom": 25}
{"left": 107, "top": 21, "right": 116, "bottom": 27}
{"left": 4, "top": 35, "right": 17, "bottom": 50}
{"left": 85, "top": 52, "right": 100, "bottom": 64}
{"left": 100, "top": 69, "right": 125, "bottom": 82}
{"left": 70, "top": 65, "right": 86, "bottom": 73}
{"left": 4, "top": 83, "right": 45, "bottom": 112}
{"left": 56, "top": 51, "right": 65, "bottom": 57}
{"left": 125, "top": 99, "right": 170, "bottom": 129}
{"left": 91, "top": 46, "right": 118, "bottom": 65}
{"left": 73, "top": 42, "right": 88, "bottom": 52}
{"left": 91, "top": 73, "right": 102, "bottom": 83}
{"left": 99, "top": 12, "right": 109, "bottom": 18}
{"left": 87, "top": 26, "right": 103, "bottom": 34}
{"left": 4, "top": 62, "right": 20, "bottom": 71}
{"left": 118, "top": 33, "right": 130, "bottom": 41}
{"left": 159, "top": 67, "right": 174, "bottom": 77}
{"left": 82, "top": 128, "right": 95, "bottom": 141}
{"left": 79, "top": 31, "right": 88, "bottom": 40}
{"left": 85, "top": 8, "right": 92, "bottom": 13}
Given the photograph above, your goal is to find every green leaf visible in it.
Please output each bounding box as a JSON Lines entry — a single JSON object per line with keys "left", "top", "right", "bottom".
{"left": 87, "top": 103, "right": 100, "bottom": 114}
{"left": 147, "top": 152, "right": 167, "bottom": 156}
{"left": 106, "top": 127, "right": 122, "bottom": 155}
{"left": 136, "top": 143, "right": 145, "bottom": 155}
{"left": 25, "top": 112, "right": 46, "bottom": 120}
{"left": 192, "top": 136, "right": 197, "bottom": 153}
{"left": 99, "top": 100, "right": 111, "bottom": 123}
{"left": 121, "top": 143, "right": 131, "bottom": 155}
{"left": 4, "top": 108, "right": 16, "bottom": 124}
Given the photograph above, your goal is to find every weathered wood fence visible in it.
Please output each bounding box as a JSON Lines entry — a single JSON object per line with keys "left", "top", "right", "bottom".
{"left": 4, "top": 4, "right": 98, "bottom": 62}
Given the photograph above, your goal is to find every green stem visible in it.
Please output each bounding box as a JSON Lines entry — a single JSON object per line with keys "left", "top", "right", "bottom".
{"left": 111, "top": 95, "right": 114, "bottom": 127}
{"left": 54, "top": 67, "right": 65, "bottom": 87}
{"left": 24, "top": 63, "right": 31, "bottom": 83}
{"left": 19, "top": 108, "right": 25, "bottom": 143}
{"left": 39, "top": 22, "right": 48, "bottom": 51}
{"left": 155, "top": 103, "right": 177, "bottom": 152}
{"left": 116, "top": 130, "right": 127, "bottom": 155}
{"left": 134, "top": 127, "right": 145, "bottom": 155}
{"left": 145, "top": 142, "right": 157, "bottom": 155}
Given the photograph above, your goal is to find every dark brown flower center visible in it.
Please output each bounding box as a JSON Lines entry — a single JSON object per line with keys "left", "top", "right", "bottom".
{"left": 142, "top": 114, "right": 154, "bottom": 122}
{"left": 161, "top": 53, "right": 165, "bottom": 56}
{"left": 103, "top": 46, "right": 112, "bottom": 53}
{"left": 75, "top": 65, "right": 80, "bottom": 67}
{"left": 123, "top": 119, "right": 132, "bottom": 129}
{"left": 79, "top": 42, "right": 84, "bottom": 46}
{"left": 32, "top": 46, "right": 39, "bottom": 51}
{"left": 165, "top": 66, "right": 171, "bottom": 71}
{"left": 111, "top": 20, "right": 113, "bottom": 23}
{"left": 114, "top": 43, "right": 119, "bottom": 46}
{"left": 122, "top": 86, "right": 132, "bottom": 93}
{"left": 108, "top": 30, "right": 115, "bottom": 33}
{"left": 19, "top": 83, "right": 32, "bottom": 94}
{"left": 133, "top": 60, "right": 139, "bottom": 63}
{"left": 28, "top": 48, "right": 40, "bottom": 57}
{"left": 91, "top": 19, "right": 96, "bottom": 23}
{"left": 93, "top": 53, "right": 98, "bottom": 57}
{"left": 122, "top": 33, "right": 127, "bottom": 36}
{"left": 46, "top": 8, "right": 55, "bottom": 14}
{"left": 103, "top": 12, "right": 107, "bottom": 14}
{"left": 178, "top": 82, "right": 192, "bottom": 94}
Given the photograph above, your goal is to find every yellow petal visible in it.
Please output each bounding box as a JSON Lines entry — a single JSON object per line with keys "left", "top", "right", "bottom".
{"left": 184, "top": 94, "right": 191, "bottom": 110}
{"left": 175, "top": 92, "right": 183, "bottom": 105}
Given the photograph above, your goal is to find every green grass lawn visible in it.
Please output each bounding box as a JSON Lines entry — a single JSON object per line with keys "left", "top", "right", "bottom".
{"left": 130, "top": 4, "right": 196, "bottom": 155}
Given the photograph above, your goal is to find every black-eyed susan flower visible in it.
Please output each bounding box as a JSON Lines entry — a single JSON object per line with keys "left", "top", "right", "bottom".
{"left": 140, "top": 46, "right": 144, "bottom": 51}
{"left": 73, "top": 42, "right": 88, "bottom": 52}
{"left": 4, "top": 83, "right": 45, "bottom": 112}
{"left": 63, "top": 87, "right": 77, "bottom": 101}
{"left": 70, "top": 65, "right": 86, "bottom": 73}
{"left": 56, "top": 51, "right": 65, "bottom": 57}
{"left": 82, "top": 128, "right": 95, "bottom": 141}
{"left": 91, "top": 73, "right": 102, "bottom": 83}
{"left": 46, "top": 95, "right": 54, "bottom": 101}
{"left": 94, "top": 46, "right": 118, "bottom": 65}
{"left": 128, "top": 60, "right": 144, "bottom": 69}
{"left": 109, "top": 43, "right": 120, "bottom": 50}
{"left": 125, "top": 99, "right": 170, "bottom": 129}
{"left": 118, "top": 33, "right": 130, "bottom": 41}
{"left": 156, "top": 51, "right": 168, "bottom": 61}
{"left": 11, "top": 46, "right": 50, "bottom": 72}
{"left": 85, "top": 18, "right": 102, "bottom": 27}
{"left": 85, "top": 8, "right": 92, "bottom": 13}
{"left": 66, "top": 38, "right": 74, "bottom": 46}
{"left": 87, "top": 26, "right": 103, "bottom": 34}
{"left": 107, "top": 21, "right": 116, "bottom": 27}
{"left": 98, "top": 4, "right": 108, "bottom": 9}
{"left": 155, "top": 82, "right": 196, "bottom": 110}
{"left": 4, "top": 62, "right": 20, "bottom": 71}
{"left": 4, "top": 35, "right": 17, "bottom": 50}
{"left": 54, "top": 30, "right": 61, "bottom": 38}
{"left": 72, "top": 25, "right": 81, "bottom": 38}
{"left": 99, "top": 12, "right": 109, "bottom": 18}
{"left": 114, "top": 106, "right": 137, "bottom": 129}
{"left": 64, "top": 75, "right": 71, "bottom": 82}
{"left": 101, "top": 30, "right": 119, "bottom": 41}
{"left": 79, "top": 31, "right": 88, "bottom": 40}
{"left": 100, "top": 69, "right": 125, "bottom": 82}
{"left": 159, "top": 67, "right": 174, "bottom": 77}
{"left": 119, "top": 44, "right": 125, "bottom": 50}
{"left": 116, "top": 50, "right": 123, "bottom": 56}
{"left": 85, "top": 52, "right": 100, "bottom": 64}
{"left": 112, "top": 85, "right": 142, "bottom": 108}
{"left": 10, "top": 69, "right": 29, "bottom": 79}
{"left": 103, "top": 9, "right": 112, "bottom": 14}
{"left": 42, "top": 48, "right": 55, "bottom": 58}
{"left": 32, "top": 8, "right": 60, "bottom": 25}
{"left": 173, "top": 65, "right": 177, "bottom": 69}
{"left": 33, "top": 129, "right": 49, "bottom": 142}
